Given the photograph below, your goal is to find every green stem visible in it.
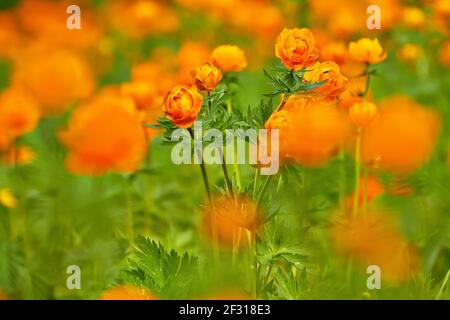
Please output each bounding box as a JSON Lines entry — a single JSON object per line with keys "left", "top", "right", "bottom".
{"left": 252, "top": 169, "right": 260, "bottom": 200}
{"left": 188, "top": 127, "right": 218, "bottom": 258}
{"left": 436, "top": 268, "right": 450, "bottom": 300}
{"left": 352, "top": 132, "right": 362, "bottom": 216}
{"left": 256, "top": 175, "right": 274, "bottom": 209}
{"left": 125, "top": 180, "right": 134, "bottom": 243}
{"left": 219, "top": 148, "right": 234, "bottom": 198}
{"left": 364, "top": 64, "right": 371, "bottom": 99}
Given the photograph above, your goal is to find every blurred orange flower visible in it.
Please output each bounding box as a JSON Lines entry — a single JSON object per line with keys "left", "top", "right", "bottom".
{"left": 106, "top": 0, "right": 179, "bottom": 38}
{"left": 191, "top": 63, "right": 223, "bottom": 92}
{"left": 13, "top": 45, "right": 95, "bottom": 114}
{"left": 319, "top": 41, "right": 348, "bottom": 66}
{"left": 59, "top": 93, "right": 147, "bottom": 176}
{"left": 16, "top": 0, "right": 103, "bottom": 50}
{"left": 177, "top": 42, "right": 211, "bottom": 84}
{"left": 303, "top": 61, "right": 348, "bottom": 102}
{"left": 280, "top": 98, "right": 351, "bottom": 167}
{"left": 402, "top": 7, "right": 426, "bottom": 30}
{"left": 275, "top": 28, "right": 319, "bottom": 71}
{"left": 0, "top": 87, "right": 40, "bottom": 150}
{"left": 202, "top": 195, "right": 260, "bottom": 248}
{"left": 439, "top": 41, "right": 450, "bottom": 67}
{"left": 349, "top": 38, "right": 387, "bottom": 65}
{"left": 0, "top": 12, "right": 23, "bottom": 60}
{"left": 100, "top": 285, "right": 157, "bottom": 300}
{"left": 163, "top": 85, "right": 203, "bottom": 128}
{"left": 360, "top": 96, "right": 441, "bottom": 174}
{"left": 397, "top": 43, "right": 424, "bottom": 63}
{"left": 1, "top": 145, "right": 36, "bottom": 166}
{"left": 211, "top": 45, "right": 247, "bottom": 72}
{"left": 349, "top": 101, "right": 378, "bottom": 129}
{"left": 331, "top": 209, "right": 418, "bottom": 284}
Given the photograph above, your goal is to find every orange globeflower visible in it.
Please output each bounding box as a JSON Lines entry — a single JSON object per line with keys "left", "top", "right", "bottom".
{"left": 303, "top": 61, "right": 348, "bottom": 102}
{"left": 202, "top": 195, "right": 260, "bottom": 248}
{"left": 439, "top": 41, "right": 450, "bottom": 67}
{"left": 281, "top": 98, "right": 351, "bottom": 167}
{"left": 275, "top": 28, "right": 319, "bottom": 71}
{"left": 100, "top": 285, "right": 157, "bottom": 300}
{"left": 1, "top": 145, "right": 36, "bottom": 166}
{"left": 349, "top": 101, "right": 378, "bottom": 129}
{"left": 402, "top": 7, "right": 426, "bottom": 30}
{"left": 121, "top": 81, "right": 157, "bottom": 111}
{"left": 397, "top": 44, "right": 424, "bottom": 63}
{"left": 191, "top": 63, "right": 223, "bottom": 92}
{"left": 0, "top": 87, "right": 40, "bottom": 150}
{"left": 349, "top": 38, "right": 387, "bottom": 64}
{"left": 177, "top": 42, "right": 211, "bottom": 84}
{"left": 211, "top": 45, "right": 247, "bottom": 72}
{"left": 163, "top": 85, "right": 203, "bottom": 128}
{"left": 360, "top": 96, "right": 441, "bottom": 174}
{"left": 13, "top": 45, "right": 94, "bottom": 114}
{"left": 17, "top": 0, "right": 102, "bottom": 50}
{"left": 331, "top": 209, "right": 418, "bottom": 284}
{"left": 320, "top": 41, "right": 348, "bottom": 66}
{"left": 59, "top": 95, "right": 147, "bottom": 176}
{"left": 346, "top": 174, "right": 384, "bottom": 209}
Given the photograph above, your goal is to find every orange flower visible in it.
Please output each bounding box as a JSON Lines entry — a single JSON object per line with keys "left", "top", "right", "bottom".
{"left": 59, "top": 93, "right": 147, "bottom": 176}
{"left": 349, "top": 101, "right": 378, "bottom": 129}
{"left": 331, "top": 209, "right": 418, "bottom": 284}
{"left": 346, "top": 174, "right": 384, "bottom": 209}
{"left": 265, "top": 110, "right": 291, "bottom": 131}
{"left": 320, "top": 41, "right": 348, "bottom": 66}
{"left": 397, "top": 44, "right": 424, "bottom": 63}
{"left": 211, "top": 45, "right": 247, "bottom": 72}
{"left": 163, "top": 85, "right": 203, "bottom": 128}
{"left": 106, "top": 0, "right": 179, "bottom": 38}
{"left": 191, "top": 63, "right": 223, "bottom": 92}
{"left": 177, "top": 42, "right": 211, "bottom": 84}
{"left": 402, "top": 7, "right": 426, "bottom": 30}
{"left": 1, "top": 145, "right": 36, "bottom": 166}
{"left": 360, "top": 96, "right": 441, "bottom": 174}
{"left": 17, "top": 0, "right": 102, "bottom": 49}
{"left": 275, "top": 28, "right": 319, "bottom": 71}
{"left": 0, "top": 12, "right": 23, "bottom": 60}
{"left": 280, "top": 98, "right": 351, "bottom": 166}
{"left": 100, "top": 285, "right": 157, "bottom": 300}
{"left": 303, "top": 61, "right": 348, "bottom": 102}
{"left": 439, "top": 41, "right": 450, "bottom": 67}
{"left": 121, "top": 81, "right": 157, "bottom": 111}
{"left": 0, "top": 87, "right": 40, "bottom": 150}
{"left": 339, "top": 76, "right": 370, "bottom": 109}
{"left": 13, "top": 45, "right": 94, "bottom": 114}
{"left": 202, "top": 195, "right": 260, "bottom": 248}
{"left": 349, "top": 38, "right": 387, "bottom": 64}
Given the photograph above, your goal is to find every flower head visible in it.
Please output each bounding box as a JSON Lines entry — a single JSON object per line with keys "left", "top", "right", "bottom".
{"left": 202, "top": 195, "right": 260, "bottom": 248}
{"left": 349, "top": 38, "right": 387, "bottom": 64}
{"left": 191, "top": 63, "right": 223, "bottom": 92}
{"left": 163, "top": 85, "right": 203, "bottom": 128}
{"left": 275, "top": 28, "right": 319, "bottom": 71}
{"left": 211, "top": 45, "right": 247, "bottom": 72}
{"left": 349, "top": 101, "right": 378, "bottom": 129}
{"left": 304, "top": 61, "right": 348, "bottom": 102}
{"left": 59, "top": 92, "right": 147, "bottom": 176}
